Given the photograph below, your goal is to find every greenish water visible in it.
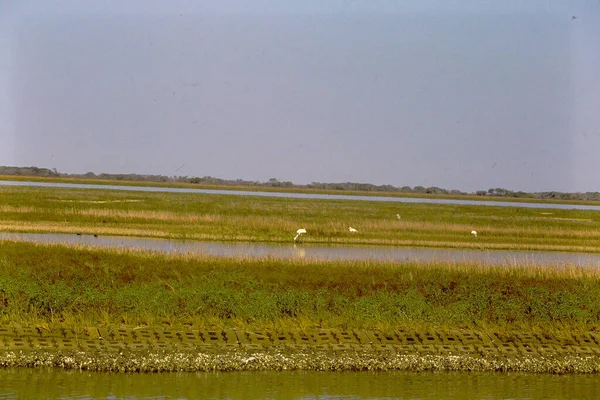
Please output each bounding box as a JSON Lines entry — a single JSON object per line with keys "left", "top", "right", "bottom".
{"left": 1, "top": 368, "right": 599, "bottom": 399}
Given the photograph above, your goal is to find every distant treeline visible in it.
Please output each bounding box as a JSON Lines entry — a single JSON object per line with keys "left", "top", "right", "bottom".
{"left": 2, "top": 165, "right": 600, "bottom": 202}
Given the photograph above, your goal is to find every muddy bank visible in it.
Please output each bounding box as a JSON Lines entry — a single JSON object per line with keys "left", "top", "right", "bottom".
{"left": 1, "top": 326, "right": 600, "bottom": 373}
{"left": 1, "top": 348, "right": 599, "bottom": 374}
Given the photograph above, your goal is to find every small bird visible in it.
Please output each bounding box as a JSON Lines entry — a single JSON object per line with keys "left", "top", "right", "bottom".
{"left": 471, "top": 230, "right": 478, "bottom": 237}
{"left": 294, "top": 228, "right": 307, "bottom": 242}
{"left": 396, "top": 214, "right": 401, "bottom": 220}
{"left": 348, "top": 227, "right": 358, "bottom": 233}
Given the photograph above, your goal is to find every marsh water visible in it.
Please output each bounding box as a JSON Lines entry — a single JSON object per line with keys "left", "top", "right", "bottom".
{"left": 3, "top": 232, "right": 600, "bottom": 268}
{"left": 1, "top": 368, "right": 600, "bottom": 399}
{"left": 3, "top": 180, "right": 600, "bottom": 211}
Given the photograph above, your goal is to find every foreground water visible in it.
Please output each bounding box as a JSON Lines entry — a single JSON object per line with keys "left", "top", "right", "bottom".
{"left": 3, "top": 180, "right": 600, "bottom": 211}
{"left": 2, "top": 232, "right": 600, "bottom": 268}
{"left": 1, "top": 368, "right": 600, "bottom": 399}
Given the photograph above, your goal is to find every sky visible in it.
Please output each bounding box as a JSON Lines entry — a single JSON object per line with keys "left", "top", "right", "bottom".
{"left": 1, "top": 0, "right": 599, "bottom": 193}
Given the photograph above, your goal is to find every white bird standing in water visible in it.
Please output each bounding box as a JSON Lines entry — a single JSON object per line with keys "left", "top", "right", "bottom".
{"left": 471, "top": 230, "right": 478, "bottom": 237}
{"left": 348, "top": 227, "right": 358, "bottom": 233}
{"left": 294, "top": 228, "right": 307, "bottom": 242}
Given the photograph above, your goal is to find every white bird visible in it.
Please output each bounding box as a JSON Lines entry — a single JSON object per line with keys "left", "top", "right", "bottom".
{"left": 396, "top": 214, "right": 401, "bottom": 220}
{"left": 471, "top": 230, "right": 478, "bottom": 237}
{"left": 348, "top": 227, "right": 358, "bottom": 233}
{"left": 294, "top": 228, "right": 307, "bottom": 242}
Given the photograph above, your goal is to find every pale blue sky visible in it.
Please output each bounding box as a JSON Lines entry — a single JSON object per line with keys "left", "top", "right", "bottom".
{"left": 1, "top": 0, "right": 599, "bottom": 192}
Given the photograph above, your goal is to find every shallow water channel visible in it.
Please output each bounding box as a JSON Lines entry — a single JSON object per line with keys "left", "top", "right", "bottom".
{"left": 1, "top": 368, "right": 600, "bottom": 399}
{"left": 3, "top": 179, "right": 600, "bottom": 211}
{"left": 3, "top": 232, "right": 600, "bottom": 268}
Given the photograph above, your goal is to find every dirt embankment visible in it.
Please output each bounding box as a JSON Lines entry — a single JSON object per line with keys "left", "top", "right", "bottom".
{"left": 2, "top": 326, "right": 599, "bottom": 373}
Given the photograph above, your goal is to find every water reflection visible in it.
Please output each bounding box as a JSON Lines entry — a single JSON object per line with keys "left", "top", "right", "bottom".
{"left": 294, "top": 244, "right": 306, "bottom": 258}
{"left": 3, "top": 180, "right": 600, "bottom": 211}
{"left": 1, "top": 368, "right": 599, "bottom": 399}
{"left": 2, "top": 232, "right": 600, "bottom": 268}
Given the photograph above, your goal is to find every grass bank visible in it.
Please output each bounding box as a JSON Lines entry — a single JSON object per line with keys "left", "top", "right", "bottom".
{"left": 1, "top": 186, "right": 600, "bottom": 252}
{"left": 1, "top": 241, "right": 599, "bottom": 333}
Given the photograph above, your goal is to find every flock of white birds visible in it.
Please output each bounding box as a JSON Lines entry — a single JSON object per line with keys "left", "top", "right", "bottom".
{"left": 293, "top": 215, "right": 478, "bottom": 242}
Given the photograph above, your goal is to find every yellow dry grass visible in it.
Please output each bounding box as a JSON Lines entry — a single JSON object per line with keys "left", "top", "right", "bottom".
{"left": 358, "top": 219, "right": 600, "bottom": 240}
{"left": 56, "top": 199, "right": 143, "bottom": 203}
{"left": 3, "top": 204, "right": 598, "bottom": 240}
{"left": 0, "top": 205, "right": 38, "bottom": 213}
{"left": 0, "top": 221, "right": 268, "bottom": 243}
{"left": 0, "top": 221, "right": 171, "bottom": 238}
{"left": 0, "top": 204, "right": 222, "bottom": 223}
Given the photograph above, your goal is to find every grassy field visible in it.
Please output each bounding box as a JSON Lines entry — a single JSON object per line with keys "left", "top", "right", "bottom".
{"left": 1, "top": 240, "right": 599, "bottom": 334}
{"left": 1, "top": 185, "right": 600, "bottom": 252}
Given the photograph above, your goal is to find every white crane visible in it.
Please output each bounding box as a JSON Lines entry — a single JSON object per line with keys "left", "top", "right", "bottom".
{"left": 294, "top": 228, "right": 307, "bottom": 242}
{"left": 471, "top": 230, "right": 478, "bottom": 237}
{"left": 348, "top": 227, "right": 358, "bottom": 233}
{"left": 396, "top": 214, "right": 401, "bottom": 220}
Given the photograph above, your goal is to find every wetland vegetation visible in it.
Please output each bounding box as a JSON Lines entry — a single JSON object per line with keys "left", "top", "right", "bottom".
{"left": 1, "top": 240, "right": 599, "bottom": 334}
{"left": 2, "top": 182, "right": 600, "bottom": 373}
{"left": 1, "top": 185, "right": 600, "bottom": 253}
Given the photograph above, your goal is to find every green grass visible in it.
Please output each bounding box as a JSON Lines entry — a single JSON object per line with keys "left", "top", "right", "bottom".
{"left": 1, "top": 240, "right": 599, "bottom": 334}
{"left": 1, "top": 185, "right": 600, "bottom": 252}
